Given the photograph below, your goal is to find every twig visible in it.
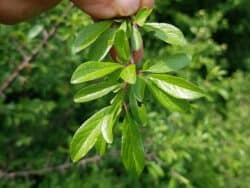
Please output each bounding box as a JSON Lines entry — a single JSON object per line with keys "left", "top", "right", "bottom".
{"left": 0, "top": 3, "right": 73, "bottom": 98}
{"left": 0, "top": 155, "right": 101, "bottom": 179}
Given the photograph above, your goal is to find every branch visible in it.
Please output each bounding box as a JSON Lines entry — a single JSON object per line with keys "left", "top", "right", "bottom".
{"left": 0, "top": 155, "right": 101, "bottom": 179}
{"left": 0, "top": 3, "right": 73, "bottom": 98}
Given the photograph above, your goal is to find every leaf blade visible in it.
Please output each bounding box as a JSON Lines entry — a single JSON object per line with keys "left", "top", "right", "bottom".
{"left": 101, "top": 93, "right": 123, "bottom": 143}
{"left": 70, "top": 107, "right": 110, "bottom": 162}
{"left": 74, "top": 81, "right": 121, "bottom": 103}
{"left": 88, "top": 28, "right": 117, "bottom": 61}
{"left": 72, "top": 21, "right": 112, "bottom": 54}
{"left": 121, "top": 114, "right": 145, "bottom": 176}
{"left": 114, "top": 29, "right": 131, "bottom": 63}
{"left": 71, "top": 61, "right": 123, "bottom": 84}
{"left": 145, "top": 54, "right": 191, "bottom": 73}
{"left": 146, "top": 80, "right": 190, "bottom": 112}
{"left": 120, "top": 64, "right": 137, "bottom": 84}
{"left": 134, "top": 8, "right": 153, "bottom": 27}
{"left": 149, "top": 74, "right": 204, "bottom": 100}
{"left": 143, "top": 23, "right": 187, "bottom": 46}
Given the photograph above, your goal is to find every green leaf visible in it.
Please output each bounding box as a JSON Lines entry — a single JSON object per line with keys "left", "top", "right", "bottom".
{"left": 120, "top": 64, "right": 136, "bottom": 84}
{"left": 101, "top": 93, "right": 123, "bottom": 144}
{"left": 114, "top": 29, "right": 131, "bottom": 63}
{"left": 148, "top": 162, "right": 164, "bottom": 179}
{"left": 132, "top": 76, "right": 146, "bottom": 102}
{"left": 70, "top": 107, "right": 110, "bottom": 162}
{"left": 72, "top": 21, "right": 112, "bottom": 54}
{"left": 149, "top": 74, "right": 204, "bottom": 100}
{"left": 129, "top": 89, "right": 147, "bottom": 125}
{"left": 71, "top": 61, "right": 123, "bottom": 84}
{"left": 143, "top": 23, "right": 187, "bottom": 46}
{"left": 28, "top": 25, "right": 43, "bottom": 39}
{"left": 134, "top": 8, "right": 153, "bottom": 27}
{"left": 131, "top": 25, "right": 143, "bottom": 51}
{"left": 121, "top": 114, "right": 145, "bottom": 175}
{"left": 89, "top": 28, "right": 117, "bottom": 61}
{"left": 145, "top": 54, "right": 191, "bottom": 73}
{"left": 74, "top": 81, "right": 121, "bottom": 103}
{"left": 95, "top": 135, "right": 106, "bottom": 156}
{"left": 146, "top": 80, "right": 190, "bottom": 112}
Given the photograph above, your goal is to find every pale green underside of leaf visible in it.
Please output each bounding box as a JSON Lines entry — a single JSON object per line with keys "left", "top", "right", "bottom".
{"left": 70, "top": 107, "right": 111, "bottom": 162}
{"left": 145, "top": 54, "right": 191, "bottom": 73}
{"left": 120, "top": 64, "right": 136, "bottom": 84}
{"left": 146, "top": 80, "right": 190, "bottom": 112}
{"left": 74, "top": 81, "right": 121, "bottom": 103}
{"left": 121, "top": 115, "right": 145, "bottom": 176}
{"left": 101, "top": 93, "right": 123, "bottom": 143}
{"left": 143, "top": 23, "right": 187, "bottom": 46}
{"left": 71, "top": 61, "right": 123, "bottom": 84}
{"left": 134, "top": 8, "right": 153, "bottom": 27}
{"left": 72, "top": 21, "right": 112, "bottom": 54}
{"left": 149, "top": 74, "right": 204, "bottom": 100}
{"left": 131, "top": 25, "right": 143, "bottom": 51}
{"left": 88, "top": 28, "right": 117, "bottom": 61}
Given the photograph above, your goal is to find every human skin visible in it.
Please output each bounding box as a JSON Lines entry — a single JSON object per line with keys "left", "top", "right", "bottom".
{"left": 72, "top": 0, "right": 154, "bottom": 19}
{"left": 0, "top": 0, "right": 154, "bottom": 24}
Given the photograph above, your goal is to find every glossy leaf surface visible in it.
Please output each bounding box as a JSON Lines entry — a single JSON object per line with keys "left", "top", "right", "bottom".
{"left": 143, "top": 23, "right": 186, "bottom": 46}
{"left": 70, "top": 107, "right": 110, "bottom": 162}
{"left": 72, "top": 21, "right": 112, "bottom": 54}
{"left": 120, "top": 64, "right": 136, "bottom": 84}
{"left": 89, "top": 28, "right": 117, "bottom": 61}
{"left": 74, "top": 81, "right": 121, "bottom": 103}
{"left": 149, "top": 74, "right": 204, "bottom": 100}
{"left": 71, "top": 61, "right": 122, "bottom": 84}
{"left": 147, "top": 80, "right": 190, "bottom": 112}
{"left": 145, "top": 54, "right": 191, "bottom": 73}
{"left": 114, "top": 29, "right": 131, "bottom": 63}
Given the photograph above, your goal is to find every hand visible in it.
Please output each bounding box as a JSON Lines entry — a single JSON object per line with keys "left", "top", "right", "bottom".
{"left": 72, "top": 0, "right": 154, "bottom": 19}
{"left": 0, "top": 0, "right": 154, "bottom": 24}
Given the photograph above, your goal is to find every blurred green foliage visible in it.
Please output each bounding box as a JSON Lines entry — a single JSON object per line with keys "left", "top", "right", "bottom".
{"left": 0, "top": 0, "right": 249, "bottom": 187}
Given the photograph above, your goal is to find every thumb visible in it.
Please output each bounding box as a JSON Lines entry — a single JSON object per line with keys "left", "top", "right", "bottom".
{"left": 140, "top": 0, "right": 154, "bottom": 9}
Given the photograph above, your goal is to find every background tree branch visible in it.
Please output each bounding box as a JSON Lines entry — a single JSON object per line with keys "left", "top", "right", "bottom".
{"left": 0, "top": 3, "right": 73, "bottom": 98}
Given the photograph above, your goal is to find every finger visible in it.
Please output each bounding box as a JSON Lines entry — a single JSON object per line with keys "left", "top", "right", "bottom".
{"left": 113, "top": 0, "right": 140, "bottom": 17}
{"left": 72, "top": 0, "right": 116, "bottom": 19}
{"left": 140, "top": 0, "right": 154, "bottom": 9}
{"left": 72, "top": 0, "right": 141, "bottom": 19}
